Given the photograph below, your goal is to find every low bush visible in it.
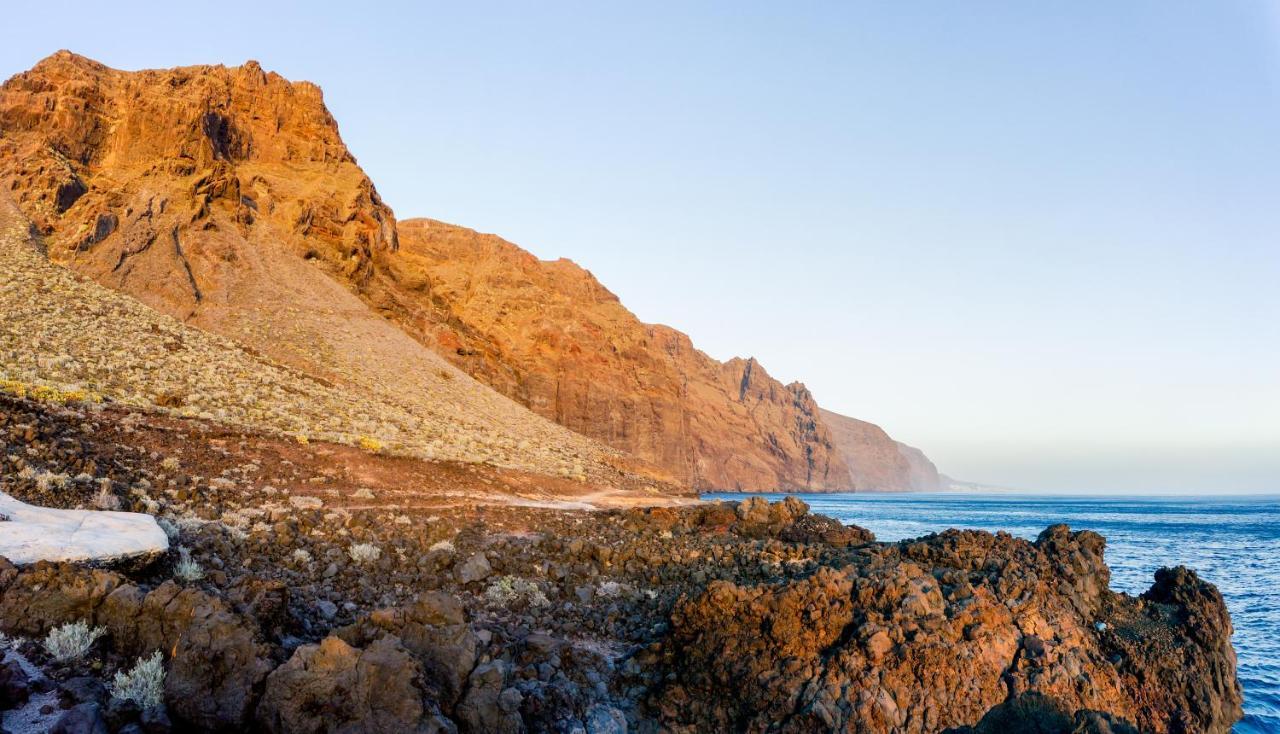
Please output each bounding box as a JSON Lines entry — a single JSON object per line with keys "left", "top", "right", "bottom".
{"left": 109, "top": 651, "right": 165, "bottom": 709}
{"left": 42, "top": 621, "right": 105, "bottom": 661}
{"left": 348, "top": 543, "right": 381, "bottom": 565}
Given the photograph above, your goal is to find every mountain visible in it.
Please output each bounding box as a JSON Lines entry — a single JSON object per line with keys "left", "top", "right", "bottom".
{"left": 0, "top": 51, "right": 936, "bottom": 492}
{"left": 380, "top": 218, "right": 850, "bottom": 491}
{"left": 0, "top": 51, "right": 664, "bottom": 488}
{"left": 820, "top": 409, "right": 942, "bottom": 491}
{"left": 0, "top": 53, "right": 1242, "bottom": 734}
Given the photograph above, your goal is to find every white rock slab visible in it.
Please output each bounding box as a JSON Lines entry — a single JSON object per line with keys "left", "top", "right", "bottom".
{"left": 0, "top": 491, "right": 169, "bottom": 566}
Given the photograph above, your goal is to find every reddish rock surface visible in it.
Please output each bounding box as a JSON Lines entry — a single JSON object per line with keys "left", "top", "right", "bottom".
{"left": 0, "top": 52, "right": 940, "bottom": 492}
{"left": 648, "top": 525, "right": 1242, "bottom": 733}
{"left": 0, "top": 51, "right": 395, "bottom": 303}
{"left": 0, "top": 52, "right": 663, "bottom": 488}
{"left": 384, "top": 218, "right": 855, "bottom": 491}
{"left": 0, "top": 390, "right": 1243, "bottom": 733}
{"left": 822, "top": 408, "right": 942, "bottom": 491}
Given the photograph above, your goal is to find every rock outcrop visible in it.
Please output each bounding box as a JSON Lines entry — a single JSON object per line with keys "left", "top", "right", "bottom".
{"left": 258, "top": 635, "right": 454, "bottom": 734}
{"left": 648, "top": 524, "right": 1242, "bottom": 733}
{"left": 0, "top": 399, "right": 1244, "bottom": 734}
{"left": 821, "top": 408, "right": 942, "bottom": 491}
{"left": 0, "top": 560, "right": 274, "bottom": 730}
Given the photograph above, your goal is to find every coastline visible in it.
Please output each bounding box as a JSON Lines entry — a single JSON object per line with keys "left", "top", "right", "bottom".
{"left": 0, "top": 393, "right": 1247, "bottom": 732}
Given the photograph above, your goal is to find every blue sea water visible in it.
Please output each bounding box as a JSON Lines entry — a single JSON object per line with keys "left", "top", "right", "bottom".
{"left": 704, "top": 492, "right": 1280, "bottom": 734}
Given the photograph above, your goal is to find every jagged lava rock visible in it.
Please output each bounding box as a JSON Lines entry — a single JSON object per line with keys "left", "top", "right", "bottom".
{"left": 648, "top": 524, "right": 1242, "bottom": 733}
{"left": 258, "top": 635, "right": 454, "bottom": 734}
{"left": 0, "top": 561, "right": 273, "bottom": 730}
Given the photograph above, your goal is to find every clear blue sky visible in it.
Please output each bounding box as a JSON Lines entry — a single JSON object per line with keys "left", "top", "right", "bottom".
{"left": 4, "top": 2, "right": 1278, "bottom": 493}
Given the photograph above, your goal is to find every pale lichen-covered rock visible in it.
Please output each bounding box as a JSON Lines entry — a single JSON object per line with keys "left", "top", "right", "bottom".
{"left": 0, "top": 491, "right": 168, "bottom": 567}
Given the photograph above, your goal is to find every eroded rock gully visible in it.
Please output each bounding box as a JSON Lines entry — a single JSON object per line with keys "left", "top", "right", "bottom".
{"left": 0, "top": 396, "right": 1242, "bottom": 733}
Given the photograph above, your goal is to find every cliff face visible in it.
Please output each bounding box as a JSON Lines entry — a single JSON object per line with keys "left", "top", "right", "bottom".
{"left": 0, "top": 52, "right": 934, "bottom": 492}
{"left": 821, "top": 408, "right": 942, "bottom": 491}
{"left": 0, "top": 50, "right": 396, "bottom": 310}
{"left": 895, "top": 440, "right": 943, "bottom": 491}
{"left": 379, "top": 218, "right": 852, "bottom": 491}
{"left": 0, "top": 51, "right": 667, "bottom": 487}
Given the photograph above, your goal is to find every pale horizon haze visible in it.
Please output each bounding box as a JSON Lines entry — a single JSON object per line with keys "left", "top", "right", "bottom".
{"left": 3, "top": 2, "right": 1277, "bottom": 493}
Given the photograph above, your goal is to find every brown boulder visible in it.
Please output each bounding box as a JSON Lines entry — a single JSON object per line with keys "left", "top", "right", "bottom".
{"left": 778, "top": 512, "right": 875, "bottom": 546}
{"left": 455, "top": 660, "right": 524, "bottom": 734}
{"left": 0, "top": 561, "right": 119, "bottom": 636}
{"left": 0, "top": 563, "right": 273, "bottom": 732}
{"left": 97, "top": 581, "right": 274, "bottom": 730}
{"left": 258, "top": 635, "right": 455, "bottom": 734}
{"left": 227, "top": 576, "right": 290, "bottom": 638}
{"left": 336, "top": 592, "right": 478, "bottom": 711}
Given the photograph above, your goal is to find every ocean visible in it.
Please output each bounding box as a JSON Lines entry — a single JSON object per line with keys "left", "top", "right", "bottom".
{"left": 704, "top": 492, "right": 1280, "bottom": 734}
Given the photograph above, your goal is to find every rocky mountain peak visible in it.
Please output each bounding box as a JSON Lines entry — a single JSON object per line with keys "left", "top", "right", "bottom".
{"left": 0, "top": 52, "right": 396, "bottom": 310}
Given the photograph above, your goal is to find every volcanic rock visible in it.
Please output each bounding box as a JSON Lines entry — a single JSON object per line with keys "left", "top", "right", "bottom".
{"left": 258, "top": 635, "right": 454, "bottom": 734}
{"left": 388, "top": 218, "right": 854, "bottom": 491}
{"left": 0, "top": 657, "right": 31, "bottom": 709}
{"left": 455, "top": 660, "right": 523, "bottom": 734}
{"left": 648, "top": 525, "right": 1242, "bottom": 733}
{"left": 0, "top": 562, "right": 273, "bottom": 730}
{"left": 335, "top": 592, "right": 479, "bottom": 712}
{"left": 51, "top": 702, "right": 109, "bottom": 734}
{"left": 454, "top": 554, "right": 493, "bottom": 585}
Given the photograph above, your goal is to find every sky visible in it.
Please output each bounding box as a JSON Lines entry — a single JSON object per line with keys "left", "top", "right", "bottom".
{"left": 3, "top": 2, "right": 1278, "bottom": 493}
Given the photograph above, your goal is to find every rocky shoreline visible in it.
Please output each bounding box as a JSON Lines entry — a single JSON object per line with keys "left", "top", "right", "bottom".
{"left": 0, "top": 392, "right": 1244, "bottom": 733}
